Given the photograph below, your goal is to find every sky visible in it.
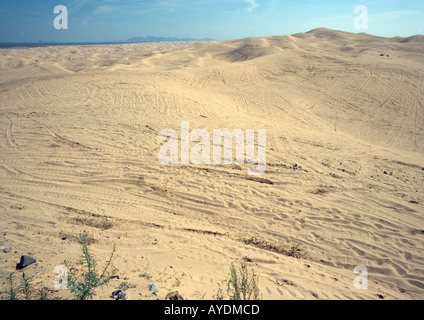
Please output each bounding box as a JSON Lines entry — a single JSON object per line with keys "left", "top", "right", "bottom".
{"left": 0, "top": 0, "right": 423, "bottom": 43}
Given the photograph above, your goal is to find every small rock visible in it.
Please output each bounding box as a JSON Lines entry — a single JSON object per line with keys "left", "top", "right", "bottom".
{"left": 169, "top": 266, "right": 173, "bottom": 269}
{"left": 166, "top": 291, "right": 184, "bottom": 300}
{"left": 111, "top": 289, "right": 127, "bottom": 300}
{"left": 16, "top": 255, "right": 36, "bottom": 270}
{"left": 377, "top": 294, "right": 385, "bottom": 299}
{"left": 383, "top": 171, "right": 387, "bottom": 175}
{"left": 62, "top": 235, "right": 68, "bottom": 240}
{"left": 149, "top": 283, "right": 159, "bottom": 294}
{"left": 3, "top": 247, "right": 11, "bottom": 253}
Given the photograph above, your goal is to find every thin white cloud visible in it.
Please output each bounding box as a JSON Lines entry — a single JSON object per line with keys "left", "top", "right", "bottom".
{"left": 67, "top": 0, "right": 90, "bottom": 10}
{"left": 246, "top": 0, "right": 258, "bottom": 13}
{"left": 94, "top": 5, "right": 113, "bottom": 14}
{"left": 371, "top": 10, "right": 419, "bottom": 20}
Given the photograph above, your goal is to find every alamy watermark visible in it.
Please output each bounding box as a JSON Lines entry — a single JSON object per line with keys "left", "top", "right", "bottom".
{"left": 53, "top": 265, "right": 68, "bottom": 290}
{"left": 158, "top": 121, "right": 266, "bottom": 176}
{"left": 354, "top": 5, "right": 368, "bottom": 30}
{"left": 54, "top": 5, "right": 68, "bottom": 30}
{"left": 353, "top": 265, "right": 368, "bottom": 290}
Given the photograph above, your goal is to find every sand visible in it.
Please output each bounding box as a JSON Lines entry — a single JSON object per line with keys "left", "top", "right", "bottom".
{"left": 0, "top": 28, "right": 423, "bottom": 300}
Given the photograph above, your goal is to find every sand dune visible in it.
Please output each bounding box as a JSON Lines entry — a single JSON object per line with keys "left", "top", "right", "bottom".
{"left": 0, "top": 28, "right": 423, "bottom": 300}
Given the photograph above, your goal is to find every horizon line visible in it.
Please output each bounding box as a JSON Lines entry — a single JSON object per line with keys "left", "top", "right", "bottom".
{"left": 1, "top": 28, "right": 423, "bottom": 48}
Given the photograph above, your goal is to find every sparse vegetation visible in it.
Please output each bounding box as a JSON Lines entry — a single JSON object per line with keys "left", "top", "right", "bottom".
{"left": 215, "top": 263, "right": 261, "bottom": 300}
{"left": 5, "top": 238, "right": 262, "bottom": 301}
{"left": 64, "top": 233, "right": 116, "bottom": 300}
{"left": 3, "top": 233, "right": 116, "bottom": 300}
{"left": 38, "top": 287, "right": 48, "bottom": 300}
{"left": 7, "top": 273, "right": 17, "bottom": 300}
{"left": 6, "top": 272, "right": 48, "bottom": 300}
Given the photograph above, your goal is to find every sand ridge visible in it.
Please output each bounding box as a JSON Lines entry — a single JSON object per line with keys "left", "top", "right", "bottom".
{"left": 0, "top": 28, "right": 423, "bottom": 300}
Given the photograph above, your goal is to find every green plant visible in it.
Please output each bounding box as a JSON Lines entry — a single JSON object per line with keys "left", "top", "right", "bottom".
{"left": 38, "top": 288, "right": 48, "bottom": 300}
{"left": 215, "top": 263, "right": 261, "bottom": 300}
{"left": 65, "top": 234, "right": 116, "bottom": 300}
{"left": 6, "top": 272, "right": 47, "bottom": 300}
{"left": 7, "top": 273, "right": 17, "bottom": 300}
{"left": 21, "top": 272, "right": 32, "bottom": 300}
{"left": 214, "top": 287, "right": 224, "bottom": 300}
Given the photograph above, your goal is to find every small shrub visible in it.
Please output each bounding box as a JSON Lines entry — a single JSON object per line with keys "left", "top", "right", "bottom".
{"left": 38, "top": 288, "right": 48, "bottom": 300}
{"left": 7, "top": 273, "right": 17, "bottom": 300}
{"left": 215, "top": 263, "right": 261, "bottom": 300}
{"left": 65, "top": 233, "right": 116, "bottom": 300}
{"left": 6, "top": 272, "right": 47, "bottom": 300}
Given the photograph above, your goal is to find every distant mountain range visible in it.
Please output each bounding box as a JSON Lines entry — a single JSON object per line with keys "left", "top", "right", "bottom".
{"left": 126, "top": 36, "right": 214, "bottom": 43}
{"left": 0, "top": 36, "right": 214, "bottom": 48}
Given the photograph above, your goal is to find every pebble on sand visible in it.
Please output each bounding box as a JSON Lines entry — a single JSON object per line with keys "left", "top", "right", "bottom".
{"left": 166, "top": 291, "right": 185, "bottom": 300}
{"left": 16, "top": 255, "right": 36, "bottom": 270}
{"left": 149, "top": 283, "right": 159, "bottom": 294}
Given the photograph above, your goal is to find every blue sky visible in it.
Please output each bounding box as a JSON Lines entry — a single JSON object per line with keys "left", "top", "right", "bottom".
{"left": 0, "top": 0, "right": 423, "bottom": 42}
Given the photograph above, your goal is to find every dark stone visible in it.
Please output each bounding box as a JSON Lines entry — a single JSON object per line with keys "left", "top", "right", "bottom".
{"left": 383, "top": 171, "right": 387, "bottom": 174}
{"left": 111, "top": 289, "right": 127, "bottom": 300}
{"left": 166, "top": 291, "right": 184, "bottom": 300}
{"left": 16, "top": 255, "right": 36, "bottom": 270}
